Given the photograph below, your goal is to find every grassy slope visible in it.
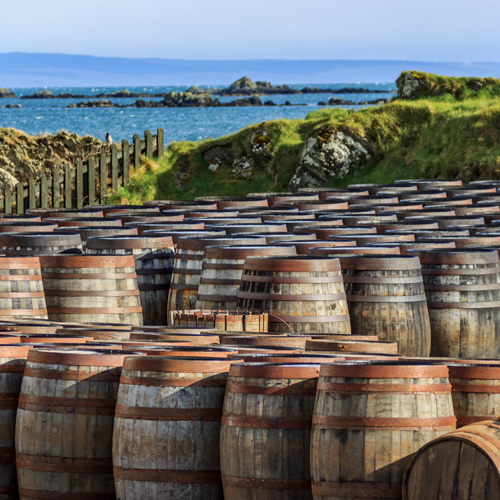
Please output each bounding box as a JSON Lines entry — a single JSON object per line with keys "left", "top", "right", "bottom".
{"left": 109, "top": 72, "right": 500, "bottom": 203}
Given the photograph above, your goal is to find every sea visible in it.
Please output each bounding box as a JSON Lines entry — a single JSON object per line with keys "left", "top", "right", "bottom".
{"left": 0, "top": 83, "right": 396, "bottom": 145}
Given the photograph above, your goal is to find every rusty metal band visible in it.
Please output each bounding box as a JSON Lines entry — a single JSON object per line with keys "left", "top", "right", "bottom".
{"left": 16, "top": 454, "right": 112, "bottom": 474}
{"left": 47, "top": 306, "right": 142, "bottom": 314}
{"left": 319, "top": 364, "right": 449, "bottom": 378}
{"left": 40, "top": 256, "right": 135, "bottom": 267}
{"left": 46, "top": 290, "right": 140, "bottom": 297}
{"left": 42, "top": 272, "right": 136, "bottom": 280}
{"left": 0, "top": 275, "right": 42, "bottom": 281}
{"left": 238, "top": 291, "right": 346, "bottom": 301}
{"left": 343, "top": 276, "right": 423, "bottom": 284}
{"left": 0, "top": 393, "right": 22, "bottom": 403}
{"left": 451, "top": 383, "right": 500, "bottom": 393}
{"left": 168, "top": 284, "right": 198, "bottom": 291}
{"left": 222, "top": 414, "right": 311, "bottom": 429}
{"left": 0, "top": 448, "right": 15, "bottom": 465}
{"left": 136, "top": 268, "right": 172, "bottom": 275}
{"left": 27, "top": 350, "right": 128, "bottom": 367}
{"left": 18, "top": 489, "right": 115, "bottom": 500}
{"left": 204, "top": 263, "right": 245, "bottom": 270}
{"left": 0, "top": 291, "right": 45, "bottom": 298}
{"left": 0, "top": 365, "right": 25, "bottom": 373}
{"left": 421, "top": 267, "right": 500, "bottom": 276}
{"left": 123, "top": 357, "right": 232, "bottom": 373}
{"left": 312, "top": 415, "right": 456, "bottom": 428}
{"left": 199, "top": 278, "right": 240, "bottom": 285}
{"left": 347, "top": 294, "right": 427, "bottom": 303}
{"left": 241, "top": 274, "right": 342, "bottom": 284}
{"left": 113, "top": 466, "right": 221, "bottom": 483}
{"left": 119, "top": 375, "right": 227, "bottom": 387}
{"left": 114, "top": 404, "right": 222, "bottom": 421}
{"left": 340, "top": 260, "right": 420, "bottom": 271}
{"left": 222, "top": 475, "right": 310, "bottom": 489}
{"left": 311, "top": 481, "right": 401, "bottom": 498}
{"left": 243, "top": 259, "right": 340, "bottom": 272}
{"left": 197, "top": 295, "right": 236, "bottom": 303}
{"left": 317, "top": 382, "right": 452, "bottom": 393}
{"left": 449, "top": 366, "right": 500, "bottom": 379}
{"left": 424, "top": 283, "right": 500, "bottom": 291}
{"left": 427, "top": 300, "right": 500, "bottom": 309}
{"left": 0, "top": 258, "right": 40, "bottom": 268}
{"left": 227, "top": 382, "right": 316, "bottom": 395}
{"left": 269, "top": 314, "right": 350, "bottom": 323}
{"left": 172, "top": 268, "right": 202, "bottom": 275}
{"left": 0, "top": 309, "right": 47, "bottom": 315}
{"left": 18, "top": 394, "right": 116, "bottom": 409}
{"left": 23, "top": 368, "right": 120, "bottom": 382}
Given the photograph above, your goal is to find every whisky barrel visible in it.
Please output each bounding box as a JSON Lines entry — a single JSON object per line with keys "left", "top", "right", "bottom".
{"left": 54, "top": 225, "right": 138, "bottom": 243}
{"left": 221, "top": 362, "right": 320, "bottom": 500}
{"left": 113, "top": 356, "right": 235, "bottom": 500}
{"left": 84, "top": 204, "right": 159, "bottom": 216}
{"left": 403, "top": 420, "right": 500, "bottom": 500}
{"left": 196, "top": 195, "right": 268, "bottom": 209}
{"left": 311, "top": 361, "right": 456, "bottom": 500}
{"left": 220, "top": 334, "right": 311, "bottom": 349}
{"left": 45, "top": 217, "right": 122, "bottom": 227}
{"left": 15, "top": 348, "right": 132, "bottom": 500}
{"left": 305, "top": 339, "right": 399, "bottom": 355}
{"left": 129, "top": 331, "right": 220, "bottom": 346}
{"left": 340, "top": 255, "right": 431, "bottom": 357}
{"left": 26, "top": 208, "right": 104, "bottom": 219}
{"left": 129, "top": 221, "right": 205, "bottom": 234}
{"left": 143, "top": 229, "right": 225, "bottom": 245}
{"left": 0, "top": 222, "right": 56, "bottom": 233}
{"left": 237, "top": 256, "right": 351, "bottom": 334}
{"left": 196, "top": 245, "right": 296, "bottom": 310}
{"left": 285, "top": 240, "right": 357, "bottom": 255}
{"left": 0, "top": 232, "right": 83, "bottom": 256}
{"left": 169, "top": 310, "right": 268, "bottom": 332}
{"left": 205, "top": 223, "right": 287, "bottom": 235}
{"left": 39, "top": 255, "right": 143, "bottom": 326}
{"left": 109, "top": 211, "right": 184, "bottom": 224}
{"left": 143, "top": 200, "right": 217, "bottom": 210}
{"left": 308, "top": 245, "right": 401, "bottom": 256}
{"left": 86, "top": 235, "right": 175, "bottom": 325}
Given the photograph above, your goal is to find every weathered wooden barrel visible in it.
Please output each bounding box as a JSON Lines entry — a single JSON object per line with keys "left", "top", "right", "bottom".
{"left": 86, "top": 235, "right": 174, "bottom": 325}
{"left": 45, "top": 216, "right": 122, "bottom": 227}
{"left": 17, "top": 333, "right": 92, "bottom": 344}
{"left": 113, "top": 355, "right": 235, "bottom": 499}
{"left": 329, "top": 233, "right": 415, "bottom": 245}
{"left": 340, "top": 254, "right": 431, "bottom": 356}
{"left": 258, "top": 232, "right": 315, "bottom": 243}
{"left": 0, "top": 322, "right": 58, "bottom": 334}
{"left": 55, "top": 225, "right": 138, "bottom": 243}
{"left": 285, "top": 240, "right": 357, "bottom": 255}
{"left": 281, "top": 200, "right": 349, "bottom": 211}
{"left": 196, "top": 245, "right": 297, "bottom": 310}
{"left": 143, "top": 199, "right": 217, "bottom": 210}
{"left": 387, "top": 208, "right": 455, "bottom": 220}
{"left": 305, "top": 338, "right": 399, "bottom": 355}
{"left": 453, "top": 202, "right": 500, "bottom": 215}
{"left": 129, "top": 331, "right": 220, "bottom": 345}
{"left": 0, "top": 222, "right": 56, "bottom": 233}
{"left": 109, "top": 211, "right": 184, "bottom": 224}
{"left": 129, "top": 221, "right": 206, "bottom": 234}
{"left": 330, "top": 214, "right": 398, "bottom": 226}
{"left": 424, "top": 234, "right": 500, "bottom": 247}
{"left": 26, "top": 208, "right": 104, "bottom": 219}
{"left": 284, "top": 218, "right": 343, "bottom": 232}
{"left": 308, "top": 245, "right": 401, "bottom": 256}
{"left": 237, "top": 256, "right": 351, "bottom": 334}
{"left": 15, "top": 348, "right": 132, "bottom": 500}
{"left": 39, "top": 255, "right": 143, "bottom": 326}
{"left": 0, "top": 232, "right": 83, "bottom": 256}
{"left": 447, "top": 185, "right": 497, "bottom": 197}
{"left": 248, "top": 192, "right": 319, "bottom": 206}
{"left": 369, "top": 220, "right": 439, "bottom": 233}
{"left": 423, "top": 196, "right": 473, "bottom": 206}
{"left": 317, "top": 187, "right": 370, "bottom": 199}
{"left": 221, "top": 334, "right": 311, "bottom": 349}
{"left": 125, "top": 345, "right": 237, "bottom": 357}
{"left": 391, "top": 240, "right": 456, "bottom": 254}
{"left": 0, "top": 257, "right": 48, "bottom": 320}
{"left": 397, "top": 178, "right": 461, "bottom": 190}
{"left": 58, "top": 327, "right": 132, "bottom": 341}
{"left": 297, "top": 225, "right": 377, "bottom": 236}
{"left": 168, "top": 236, "right": 266, "bottom": 314}
{"left": 84, "top": 204, "right": 159, "bottom": 216}
{"left": 169, "top": 310, "right": 269, "bottom": 332}
{"left": 407, "top": 215, "right": 485, "bottom": 228}
{"left": 183, "top": 210, "right": 239, "bottom": 219}
{"left": 403, "top": 420, "right": 500, "bottom": 500}
{"left": 311, "top": 361, "right": 456, "bottom": 500}
{"left": 347, "top": 194, "right": 399, "bottom": 205}
{"left": 186, "top": 217, "right": 261, "bottom": 226}
{"left": 143, "top": 229, "right": 225, "bottom": 245}
{"left": 409, "top": 248, "right": 500, "bottom": 358}
{"left": 206, "top": 223, "right": 287, "bottom": 234}
{"left": 221, "top": 362, "right": 320, "bottom": 500}
{"left": 0, "top": 215, "right": 41, "bottom": 223}
{"left": 196, "top": 195, "right": 269, "bottom": 209}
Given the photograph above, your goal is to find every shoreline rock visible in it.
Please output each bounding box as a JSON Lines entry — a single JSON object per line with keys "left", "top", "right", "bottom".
{"left": 0, "top": 88, "right": 16, "bottom": 98}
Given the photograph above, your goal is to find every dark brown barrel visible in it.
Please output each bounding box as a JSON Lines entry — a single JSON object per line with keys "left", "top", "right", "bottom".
{"left": 0, "top": 232, "right": 83, "bottom": 256}
{"left": 284, "top": 240, "right": 357, "bottom": 255}
{"left": 45, "top": 217, "right": 122, "bottom": 227}
{"left": 196, "top": 195, "right": 268, "bottom": 209}
{"left": 54, "top": 225, "right": 138, "bottom": 243}
{"left": 410, "top": 249, "right": 500, "bottom": 359}
{"left": 205, "top": 223, "right": 287, "bottom": 234}
{"left": 308, "top": 245, "right": 401, "bottom": 256}
{"left": 84, "top": 204, "right": 159, "bottom": 216}
{"left": 143, "top": 229, "right": 225, "bottom": 245}
{"left": 0, "top": 222, "right": 56, "bottom": 233}
{"left": 15, "top": 348, "right": 132, "bottom": 500}
{"left": 113, "top": 356, "right": 235, "bottom": 500}
{"left": 86, "top": 235, "right": 174, "bottom": 325}
{"left": 305, "top": 339, "right": 398, "bottom": 354}
{"left": 169, "top": 310, "right": 269, "bottom": 332}
{"left": 143, "top": 200, "right": 217, "bottom": 210}
{"left": 128, "top": 331, "right": 220, "bottom": 346}
{"left": 196, "top": 245, "right": 297, "bottom": 310}
{"left": 0, "top": 257, "right": 48, "bottom": 320}
{"left": 221, "top": 362, "right": 320, "bottom": 500}
{"left": 26, "top": 208, "right": 104, "bottom": 219}
{"left": 262, "top": 232, "right": 316, "bottom": 243}
{"left": 329, "top": 233, "right": 415, "bottom": 245}
{"left": 109, "top": 211, "right": 184, "bottom": 224}
{"left": 311, "top": 361, "right": 456, "bottom": 500}
{"left": 221, "top": 334, "right": 310, "bottom": 349}
{"left": 340, "top": 255, "right": 431, "bottom": 356}
{"left": 237, "top": 256, "right": 351, "bottom": 335}
{"left": 129, "top": 221, "right": 205, "bottom": 234}
{"left": 403, "top": 421, "right": 500, "bottom": 500}
{"left": 39, "top": 255, "right": 143, "bottom": 326}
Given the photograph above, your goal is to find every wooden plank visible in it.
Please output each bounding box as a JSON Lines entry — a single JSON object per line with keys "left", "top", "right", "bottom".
{"left": 122, "top": 139, "right": 130, "bottom": 186}
{"left": 52, "top": 169, "right": 60, "bottom": 208}
{"left": 76, "top": 159, "right": 84, "bottom": 208}
{"left": 145, "top": 130, "right": 153, "bottom": 158}
{"left": 157, "top": 128, "right": 164, "bottom": 159}
{"left": 88, "top": 156, "right": 96, "bottom": 205}
{"left": 40, "top": 175, "right": 48, "bottom": 208}
{"left": 64, "top": 164, "right": 72, "bottom": 208}
{"left": 16, "top": 183, "right": 23, "bottom": 214}
{"left": 133, "top": 134, "right": 141, "bottom": 167}
{"left": 99, "top": 147, "right": 107, "bottom": 203}
{"left": 28, "top": 178, "right": 36, "bottom": 209}
{"left": 111, "top": 144, "right": 118, "bottom": 191}
{"left": 4, "top": 189, "right": 12, "bottom": 214}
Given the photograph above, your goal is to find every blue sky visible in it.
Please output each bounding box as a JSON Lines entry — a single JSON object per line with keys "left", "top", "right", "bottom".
{"left": 1, "top": 0, "right": 499, "bottom": 61}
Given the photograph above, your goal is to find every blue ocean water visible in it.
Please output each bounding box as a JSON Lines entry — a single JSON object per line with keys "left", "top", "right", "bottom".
{"left": 0, "top": 83, "right": 395, "bottom": 144}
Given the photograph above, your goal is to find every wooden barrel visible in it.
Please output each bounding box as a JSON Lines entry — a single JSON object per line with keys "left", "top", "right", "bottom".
{"left": 221, "top": 362, "right": 320, "bottom": 500}
{"left": 221, "top": 334, "right": 311, "bottom": 349}
{"left": 109, "top": 212, "right": 184, "bottom": 224}
{"left": 129, "top": 331, "right": 220, "bottom": 345}
{"left": 129, "top": 221, "right": 206, "bottom": 234}
{"left": 311, "top": 361, "right": 456, "bottom": 500}
{"left": 143, "top": 200, "right": 217, "bottom": 210}
{"left": 86, "top": 235, "right": 174, "bottom": 325}
{"left": 409, "top": 248, "right": 500, "bottom": 358}
{"left": 15, "top": 348, "right": 132, "bottom": 499}
{"left": 84, "top": 204, "right": 159, "bottom": 216}
{"left": 403, "top": 420, "right": 500, "bottom": 500}
{"left": 195, "top": 195, "right": 268, "bottom": 209}
{"left": 55, "top": 225, "right": 138, "bottom": 243}
{"left": 143, "top": 229, "right": 225, "bottom": 245}
{"left": 0, "top": 257, "right": 48, "bottom": 320}
{"left": 196, "top": 245, "right": 296, "bottom": 310}
{"left": 237, "top": 256, "right": 351, "bottom": 334}
{"left": 0, "top": 232, "right": 83, "bottom": 256}
{"left": 113, "top": 355, "right": 235, "bottom": 500}
{"left": 205, "top": 223, "right": 287, "bottom": 235}
{"left": 0, "top": 222, "right": 56, "bottom": 233}
{"left": 308, "top": 245, "right": 401, "bottom": 256}
{"left": 39, "top": 255, "right": 143, "bottom": 326}
{"left": 45, "top": 217, "right": 122, "bottom": 227}
{"left": 305, "top": 339, "right": 399, "bottom": 354}
{"left": 26, "top": 208, "right": 104, "bottom": 219}
{"left": 284, "top": 240, "right": 357, "bottom": 255}
{"left": 169, "top": 310, "right": 269, "bottom": 332}
{"left": 261, "top": 232, "right": 316, "bottom": 243}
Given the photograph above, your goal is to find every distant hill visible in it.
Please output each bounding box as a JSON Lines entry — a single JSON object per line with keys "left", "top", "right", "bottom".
{"left": 2, "top": 53, "right": 500, "bottom": 87}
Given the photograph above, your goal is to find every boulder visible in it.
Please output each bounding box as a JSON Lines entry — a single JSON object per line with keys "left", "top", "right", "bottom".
{"left": 396, "top": 72, "right": 427, "bottom": 99}
{"left": 21, "top": 90, "right": 56, "bottom": 99}
{"left": 0, "top": 88, "right": 16, "bottom": 98}
{"left": 228, "top": 76, "right": 258, "bottom": 93}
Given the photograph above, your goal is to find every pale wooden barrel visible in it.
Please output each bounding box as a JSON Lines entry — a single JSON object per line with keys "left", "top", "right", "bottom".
{"left": 113, "top": 356, "right": 235, "bottom": 499}
{"left": 39, "top": 255, "right": 143, "bottom": 326}
{"left": 221, "top": 362, "right": 321, "bottom": 500}
{"left": 26, "top": 208, "right": 104, "bottom": 219}
{"left": 169, "top": 310, "right": 269, "bottom": 332}
{"left": 403, "top": 420, "right": 500, "bottom": 500}
{"left": 15, "top": 348, "right": 131, "bottom": 500}
{"left": 311, "top": 361, "right": 456, "bottom": 500}
{"left": 0, "top": 233, "right": 83, "bottom": 256}
{"left": 86, "top": 235, "right": 175, "bottom": 325}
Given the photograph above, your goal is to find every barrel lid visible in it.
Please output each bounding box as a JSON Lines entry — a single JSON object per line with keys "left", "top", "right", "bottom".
{"left": 86, "top": 235, "right": 174, "bottom": 250}
{"left": 122, "top": 355, "right": 235, "bottom": 373}
{"left": 243, "top": 255, "right": 341, "bottom": 272}
{"left": 27, "top": 347, "right": 134, "bottom": 366}
{"left": 39, "top": 254, "right": 136, "bottom": 267}
{"left": 229, "top": 362, "right": 321, "bottom": 379}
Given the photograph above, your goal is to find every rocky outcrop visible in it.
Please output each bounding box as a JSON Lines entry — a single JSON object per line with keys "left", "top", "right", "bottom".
{"left": 20, "top": 90, "right": 57, "bottom": 99}
{"left": 396, "top": 72, "right": 425, "bottom": 99}
{"left": 68, "top": 100, "right": 116, "bottom": 108}
{"left": 0, "top": 129, "right": 101, "bottom": 190}
{"left": 288, "top": 130, "right": 371, "bottom": 190}
{"left": 318, "top": 97, "right": 392, "bottom": 106}
{"left": 0, "top": 88, "right": 16, "bottom": 98}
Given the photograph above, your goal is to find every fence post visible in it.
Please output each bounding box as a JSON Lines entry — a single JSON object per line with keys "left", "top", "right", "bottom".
{"left": 16, "top": 183, "right": 23, "bottom": 214}
{"left": 28, "top": 179, "right": 36, "bottom": 209}
{"left": 157, "top": 128, "right": 164, "bottom": 160}
{"left": 145, "top": 130, "right": 153, "bottom": 158}
{"left": 133, "top": 134, "right": 141, "bottom": 167}
{"left": 64, "top": 164, "right": 72, "bottom": 208}
{"left": 122, "top": 139, "right": 130, "bottom": 185}
{"left": 99, "top": 147, "right": 107, "bottom": 203}
{"left": 76, "top": 159, "right": 84, "bottom": 208}
{"left": 111, "top": 145, "right": 118, "bottom": 191}
{"left": 4, "top": 188, "right": 12, "bottom": 214}
{"left": 88, "top": 156, "right": 96, "bottom": 205}
{"left": 52, "top": 169, "right": 60, "bottom": 208}
{"left": 40, "top": 175, "right": 48, "bottom": 208}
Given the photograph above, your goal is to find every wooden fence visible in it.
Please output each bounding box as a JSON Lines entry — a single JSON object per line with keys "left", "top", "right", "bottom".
{"left": 1, "top": 128, "right": 164, "bottom": 214}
